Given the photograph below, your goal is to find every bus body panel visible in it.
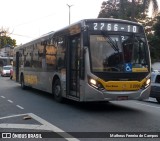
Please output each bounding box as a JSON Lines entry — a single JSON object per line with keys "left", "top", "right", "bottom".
{"left": 18, "top": 70, "right": 67, "bottom": 97}
{"left": 83, "top": 82, "right": 151, "bottom": 102}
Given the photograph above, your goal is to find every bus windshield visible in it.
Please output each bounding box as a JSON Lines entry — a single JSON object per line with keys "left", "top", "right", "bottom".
{"left": 90, "top": 34, "right": 148, "bottom": 73}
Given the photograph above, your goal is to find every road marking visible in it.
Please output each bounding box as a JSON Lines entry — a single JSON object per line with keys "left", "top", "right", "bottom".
{"left": 8, "top": 100, "right": 13, "bottom": 103}
{"left": 134, "top": 101, "right": 160, "bottom": 109}
{"left": 0, "top": 123, "right": 47, "bottom": 130}
{"left": 16, "top": 105, "right": 24, "bottom": 110}
{"left": 0, "top": 113, "right": 80, "bottom": 141}
{"left": 0, "top": 113, "right": 28, "bottom": 120}
{"left": 1, "top": 96, "right": 5, "bottom": 98}
{"left": 29, "top": 113, "right": 80, "bottom": 141}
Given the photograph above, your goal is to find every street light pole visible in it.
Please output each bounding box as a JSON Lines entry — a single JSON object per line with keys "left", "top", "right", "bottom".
{"left": 67, "top": 4, "right": 73, "bottom": 25}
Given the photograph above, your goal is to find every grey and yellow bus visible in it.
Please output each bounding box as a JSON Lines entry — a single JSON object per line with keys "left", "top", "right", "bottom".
{"left": 13, "top": 18, "right": 151, "bottom": 102}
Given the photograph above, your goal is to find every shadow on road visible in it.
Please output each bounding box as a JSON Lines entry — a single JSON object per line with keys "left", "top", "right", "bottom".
{"left": 6, "top": 79, "right": 147, "bottom": 114}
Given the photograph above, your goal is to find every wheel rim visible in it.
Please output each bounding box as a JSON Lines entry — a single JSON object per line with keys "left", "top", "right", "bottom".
{"left": 54, "top": 85, "right": 60, "bottom": 97}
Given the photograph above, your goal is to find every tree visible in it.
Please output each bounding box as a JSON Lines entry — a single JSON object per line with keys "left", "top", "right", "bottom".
{"left": 148, "top": 13, "right": 160, "bottom": 62}
{"left": 0, "top": 28, "right": 16, "bottom": 48}
{"left": 152, "top": 15, "right": 160, "bottom": 37}
{"left": 98, "top": 0, "right": 144, "bottom": 21}
{"left": 98, "top": 1, "right": 119, "bottom": 18}
{"left": 143, "top": 0, "right": 159, "bottom": 17}
{"left": 98, "top": 0, "right": 159, "bottom": 21}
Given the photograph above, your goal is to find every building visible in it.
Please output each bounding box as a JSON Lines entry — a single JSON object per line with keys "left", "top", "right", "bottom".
{"left": 0, "top": 45, "right": 13, "bottom": 57}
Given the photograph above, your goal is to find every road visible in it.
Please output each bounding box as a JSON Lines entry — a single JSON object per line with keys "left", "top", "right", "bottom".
{"left": 0, "top": 76, "right": 160, "bottom": 141}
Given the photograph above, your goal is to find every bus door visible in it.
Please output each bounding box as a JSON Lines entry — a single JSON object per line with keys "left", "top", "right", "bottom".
{"left": 67, "top": 35, "right": 81, "bottom": 100}
{"left": 16, "top": 52, "right": 20, "bottom": 82}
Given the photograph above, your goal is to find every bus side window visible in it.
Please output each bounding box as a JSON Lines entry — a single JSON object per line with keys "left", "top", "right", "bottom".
{"left": 45, "top": 39, "right": 57, "bottom": 70}
{"left": 57, "top": 37, "right": 66, "bottom": 69}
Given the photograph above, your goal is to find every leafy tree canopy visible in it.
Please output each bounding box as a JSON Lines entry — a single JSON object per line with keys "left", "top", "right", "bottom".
{"left": 98, "top": 0, "right": 145, "bottom": 21}
{"left": 0, "top": 28, "right": 16, "bottom": 48}
{"left": 148, "top": 14, "right": 160, "bottom": 62}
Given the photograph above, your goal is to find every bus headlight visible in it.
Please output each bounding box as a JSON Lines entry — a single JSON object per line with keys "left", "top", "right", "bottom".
{"left": 90, "top": 78, "right": 97, "bottom": 86}
{"left": 141, "top": 78, "right": 151, "bottom": 89}
{"left": 146, "top": 78, "right": 151, "bottom": 86}
{"left": 88, "top": 76, "right": 104, "bottom": 90}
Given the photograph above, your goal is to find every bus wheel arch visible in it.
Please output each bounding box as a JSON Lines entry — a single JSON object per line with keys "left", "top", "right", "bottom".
{"left": 52, "top": 76, "right": 63, "bottom": 102}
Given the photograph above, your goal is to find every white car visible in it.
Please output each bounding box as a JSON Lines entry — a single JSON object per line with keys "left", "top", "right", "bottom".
{"left": 1, "top": 65, "right": 12, "bottom": 77}
{"left": 150, "top": 71, "right": 160, "bottom": 103}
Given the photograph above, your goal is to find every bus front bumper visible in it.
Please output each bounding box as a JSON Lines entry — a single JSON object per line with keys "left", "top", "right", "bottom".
{"left": 83, "top": 84, "right": 151, "bottom": 102}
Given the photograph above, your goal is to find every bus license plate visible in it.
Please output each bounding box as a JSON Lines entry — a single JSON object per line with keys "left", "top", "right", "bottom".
{"left": 117, "top": 96, "right": 128, "bottom": 100}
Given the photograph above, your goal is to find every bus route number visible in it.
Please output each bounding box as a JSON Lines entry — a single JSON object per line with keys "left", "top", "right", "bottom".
{"left": 93, "top": 23, "right": 138, "bottom": 33}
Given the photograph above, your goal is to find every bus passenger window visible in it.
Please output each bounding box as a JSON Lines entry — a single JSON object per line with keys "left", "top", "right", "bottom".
{"left": 57, "top": 37, "right": 66, "bottom": 69}
{"left": 45, "top": 43, "right": 57, "bottom": 70}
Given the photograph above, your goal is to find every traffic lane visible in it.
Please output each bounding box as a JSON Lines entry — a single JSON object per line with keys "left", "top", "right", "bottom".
{"left": 0, "top": 95, "right": 25, "bottom": 118}
{"left": 0, "top": 96, "right": 78, "bottom": 141}
{"left": 1, "top": 78, "right": 160, "bottom": 134}
{"left": 0, "top": 80, "right": 160, "bottom": 140}
{"left": 0, "top": 78, "right": 79, "bottom": 141}
{"left": 3, "top": 79, "right": 160, "bottom": 133}
{"left": 0, "top": 113, "right": 78, "bottom": 141}
{"left": 3, "top": 100, "right": 159, "bottom": 141}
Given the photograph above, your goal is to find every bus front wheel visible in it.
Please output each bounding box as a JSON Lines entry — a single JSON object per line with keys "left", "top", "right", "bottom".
{"left": 53, "top": 79, "right": 63, "bottom": 102}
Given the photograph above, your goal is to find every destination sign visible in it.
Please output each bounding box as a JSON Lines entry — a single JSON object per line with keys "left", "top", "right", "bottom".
{"left": 88, "top": 22, "right": 140, "bottom": 33}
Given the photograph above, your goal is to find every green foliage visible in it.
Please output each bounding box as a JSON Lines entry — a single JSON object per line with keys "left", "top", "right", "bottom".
{"left": 98, "top": 0, "right": 159, "bottom": 21}
{"left": 0, "top": 36, "right": 16, "bottom": 48}
{"left": 148, "top": 14, "right": 160, "bottom": 62}
{"left": 153, "top": 15, "right": 160, "bottom": 37}
{"left": 98, "top": 0, "right": 145, "bottom": 21}
{"left": 148, "top": 35, "right": 160, "bottom": 62}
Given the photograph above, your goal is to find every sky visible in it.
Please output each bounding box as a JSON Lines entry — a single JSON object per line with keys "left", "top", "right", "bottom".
{"left": 0, "top": 0, "right": 102, "bottom": 45}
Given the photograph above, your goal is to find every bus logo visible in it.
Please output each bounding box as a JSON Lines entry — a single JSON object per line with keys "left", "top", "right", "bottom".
{"left": 2, "top": 133, "right": 11, "bottom": 138}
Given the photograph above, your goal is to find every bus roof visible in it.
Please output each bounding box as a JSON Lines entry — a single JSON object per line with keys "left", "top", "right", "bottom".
{"left": 14, "top": 18, "right": 142, "bottom": 50}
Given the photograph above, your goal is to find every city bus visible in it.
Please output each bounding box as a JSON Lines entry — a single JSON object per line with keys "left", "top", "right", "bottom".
{"left": 13, "top": 18, "right": 151, "bottom": 102}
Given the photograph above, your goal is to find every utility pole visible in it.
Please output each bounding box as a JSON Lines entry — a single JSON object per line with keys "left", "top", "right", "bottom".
{"left": 67, "top": 4, "right": 73, "bottom": 25}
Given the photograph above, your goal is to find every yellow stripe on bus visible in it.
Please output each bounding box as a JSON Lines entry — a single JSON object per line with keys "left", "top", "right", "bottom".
{"left": 98, "top": 78, "right": 146, "bottom": 91}
{"left": 132, "top": 68, "right": 148, "bottom": 72}
{"left": 24, "top": 75, "right": 38, "bottom": 85}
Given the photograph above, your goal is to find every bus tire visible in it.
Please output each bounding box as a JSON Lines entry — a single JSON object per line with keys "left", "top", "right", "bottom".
{"left": 21, "top": 75, "right": 26, "bottom": 90}
{"left": 53, "top": 79, "right": 63, "bottom": 102}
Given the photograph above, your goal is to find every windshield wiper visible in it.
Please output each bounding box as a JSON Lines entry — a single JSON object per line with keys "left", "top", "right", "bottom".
{"left": 101, "top": 31, "right": 119, "bottom": 52}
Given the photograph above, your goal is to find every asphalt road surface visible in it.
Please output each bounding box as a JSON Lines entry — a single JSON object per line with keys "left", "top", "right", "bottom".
{"left": 0, "top": 76, "right": 160, "bottom": 141}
